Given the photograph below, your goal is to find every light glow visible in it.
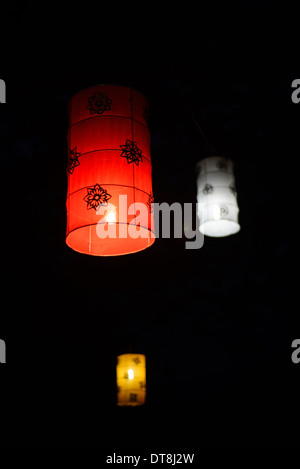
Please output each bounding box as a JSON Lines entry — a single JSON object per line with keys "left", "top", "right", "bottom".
{"left": 105, "top": 204, "right": 117, "bottom": 224}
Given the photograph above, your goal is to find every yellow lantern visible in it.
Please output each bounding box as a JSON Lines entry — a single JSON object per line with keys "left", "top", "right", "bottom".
{"left": 116, "top": 354, "right": 146, "bottom": 406}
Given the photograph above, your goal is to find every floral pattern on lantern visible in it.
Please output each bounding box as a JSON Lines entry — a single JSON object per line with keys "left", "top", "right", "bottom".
{"left": 67, "top": 147, "right": 81, "bottom": 174}
{"left": 83, "top": 184, "right": 112, "bottom": 210}
{"left": 87, "top": 92, "right": 112, "bottom": 115}
{"left": 147, "top": 193, "right": 154, "bottom": 213}
{"left": 120, "top": 139, "right": 144, "bottom": 165}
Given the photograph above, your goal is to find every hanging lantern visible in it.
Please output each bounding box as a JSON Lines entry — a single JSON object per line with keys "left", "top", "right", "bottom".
{"left": 196, "top": 156, "right": 240, "bottom": 237}
{"left": 65, "top": 85, "right": 155, "bottom": 256}
{"left": 116, "top": 354, "right": 146, "bottom": 406}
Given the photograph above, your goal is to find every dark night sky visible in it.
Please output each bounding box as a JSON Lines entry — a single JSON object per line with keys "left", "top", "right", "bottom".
{"left": 1, "top": 0, "right": 299, "bottom": 449}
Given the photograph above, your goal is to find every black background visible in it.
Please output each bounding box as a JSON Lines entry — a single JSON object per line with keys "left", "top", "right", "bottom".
{"left": 1, "top": 0, "right": 299, "bottom": 449}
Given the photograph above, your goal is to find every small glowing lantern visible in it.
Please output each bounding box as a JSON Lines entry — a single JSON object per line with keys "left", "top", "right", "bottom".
{"left": 116, "top": 354, "right": 146, "bottom": 406}
{"left": 196, "top": 156, "right": 240, "bottom": 237}
{"left": 65, "top": 84, "right": 155, "bottom": 256}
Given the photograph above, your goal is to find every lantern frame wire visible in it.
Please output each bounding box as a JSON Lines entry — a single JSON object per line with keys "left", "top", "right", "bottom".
{"left": 180, "top": 89, "right": 215, "bottom": 155}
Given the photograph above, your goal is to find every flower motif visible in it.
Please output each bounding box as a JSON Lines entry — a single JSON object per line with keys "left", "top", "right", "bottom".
{"left": 132, "top": 356, "right": 141, "bottom": 365}
{"left": 129, "top": 393, "right": 137, "bottom": 402}
{"left": 120, "top": 139, "right": 143, "bottom": 165}
{"left": 83, "top": 183, "right": 111, "bottom": 210}
{"left": 87, "top": 92, "right": 112, "bottom": 115}
{"left": 219, "top": 204, "right": 229, "bottom": 216}
{"left": 147, "top": 193, "right": 154, "bottom": 213}
{"left": 216, "top": 159, "right": 228, "bottom": 171}
{"left": 67, "top": 147, "right": 81, "bottom": 174}
{"left": 203, "top": 183, "right": 213, "bottom": 194}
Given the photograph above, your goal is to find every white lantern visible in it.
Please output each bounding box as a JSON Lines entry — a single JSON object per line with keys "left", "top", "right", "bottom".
{"left": 196, "top": 156, "right": 240, "bottom": 237}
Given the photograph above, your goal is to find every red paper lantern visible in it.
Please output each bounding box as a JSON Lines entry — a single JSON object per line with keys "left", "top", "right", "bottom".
{"left": 65, "top": 85, "right": 155, "bottom": 256}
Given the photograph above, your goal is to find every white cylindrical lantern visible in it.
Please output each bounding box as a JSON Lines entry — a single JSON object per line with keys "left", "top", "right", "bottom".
{"left": 196, "top": 156, "right": 240, "bottom": 237}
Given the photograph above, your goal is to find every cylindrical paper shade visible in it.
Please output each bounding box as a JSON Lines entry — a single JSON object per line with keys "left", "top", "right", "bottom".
{"left": 116, "top": 354, "right": 146, "bottom": 406}
{"left": 66, "top": 85, "right": 155, "bottom": 256}
{"left": 196, "top": 156, "right": 240, "bottom": 237}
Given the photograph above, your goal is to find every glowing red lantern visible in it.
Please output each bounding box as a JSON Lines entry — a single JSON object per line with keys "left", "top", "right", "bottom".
{"left": 65, "top": 85, "right": 155, "bottom": 256}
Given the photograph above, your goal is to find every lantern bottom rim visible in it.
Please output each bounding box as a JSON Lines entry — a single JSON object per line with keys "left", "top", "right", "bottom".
{"left": 116, "top": 403, "right": 145, "bottom": 407}
{"left": 199, "top": 219, "right": 240, "bottom": 237}
{"left": 66, "top": 224, "right": 155, "bottom": 256}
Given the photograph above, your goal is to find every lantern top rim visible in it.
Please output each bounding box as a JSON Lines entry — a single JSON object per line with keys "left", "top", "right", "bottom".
{"left": 196, "top": 156, "right": 234, "bottom": 165}
{"left": 117, "top": 353, "right": 146, "bottom": 358}
{"left": 68, "top": 83, "right": 149, "bottom": 104}
{"left": 195, "top": 156, "right": 235, "bottom": 172}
